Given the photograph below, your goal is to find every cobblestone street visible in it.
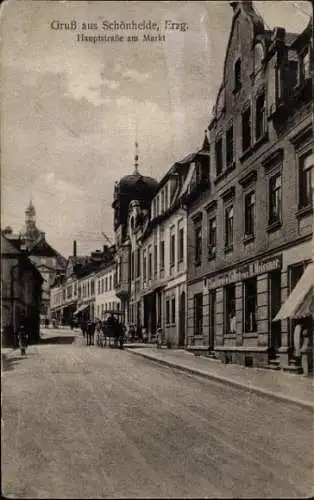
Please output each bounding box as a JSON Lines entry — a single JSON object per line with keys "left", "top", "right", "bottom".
{"left": 2, "top": 330, "right": 314, "bottom": 498}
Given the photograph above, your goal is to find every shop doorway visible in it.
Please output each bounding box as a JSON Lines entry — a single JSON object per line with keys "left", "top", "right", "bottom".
{"left": 268, "top": 270, "right": 282, "bottom": 358}
{"left": 208, "top": 290, "right": 216, "bottom": 351}
{"left": 178, "top": 292, "right": 186, "bottom": 347}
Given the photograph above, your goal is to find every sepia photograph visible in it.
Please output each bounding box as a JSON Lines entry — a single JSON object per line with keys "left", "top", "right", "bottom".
{"left": 1, "top": 0, "right": 313, "bottom": 498}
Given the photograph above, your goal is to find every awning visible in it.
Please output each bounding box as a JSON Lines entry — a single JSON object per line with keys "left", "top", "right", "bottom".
{"left": 273, "top": 262, "right": 314, "bottom": 321}
{"left": 293, "top": 287, "right": 314, "bottom": 319}
{"left": 73, "top": 304, "right": 89, "bottom": 316}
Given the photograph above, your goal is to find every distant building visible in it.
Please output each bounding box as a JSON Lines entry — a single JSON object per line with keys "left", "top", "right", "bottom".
{"left": 50, "top": 241, "right": 116, "bottom": 325}
{"left": 1, "top": 231, "right": 43, "bottom": 346}
{"left": 19, "top": 200, "right": 67, "bottom": 321}
{"left": 186, "top": 2, "right": 313, "bottom": 371}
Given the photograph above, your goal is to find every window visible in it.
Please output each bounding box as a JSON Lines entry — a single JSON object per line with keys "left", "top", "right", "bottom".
{"left": 215, "top": 137, "right": 223, "bottom": 176}
{"left": 224, "top": 284, "right": 236, "bottom": 334}
{"left": 170, "top": 234, "right": 175, "bottom": 268}
{"left": 243, "top": 278, "right": 257, "bottom": 333}
{"left": 131, "top": 251, "right": 135, "bottom": 281}
{"left": 109, "top": 276, "right": 112, "bottom": 291}
{"left": 208, "top": 216, "right": 217, "bottom": 259}
{"left": 165, "top": 186, "right": 168, "bottom": 210}
{"left": 300, "top": 49, "right": 310, "bottom": 82}
{"left": 194, "top": 225, "right": 202, "bottom": 265}
{"left": 136, "top": 249, "right": 140, "bottom": 278}
{"left": 166, "top": 299, "right": 170, "bottom": 324}
{"left": 98, "top": 280, "right": 101, "bottom": 294}
{"left": 148, "top": 247, "right": 152, "bottom": 280}
{"left": 224, "top": 205, "right": 234, "bottom": 249}
{"left": 154, "top": 244, "right": 158, "bottom": 277}
{"left": 171, "top": 296, "right": 176, "bottom": 324}
{"left": 269, "top": 173, "right": 282, "bottom": 225}
{"left": 226, "top": 125, "right": 234, "bottom": 166}
{"left": 194, "top": 293, "right": 203, "bottom": 335}
{"left": 91, "top": 280, "right": 95, "bottom": 296}
{"left": 101, "top": 304, "right": 104, "bottom": 314}
{"left": 101, "top": 279, "right": 104, "bottom": 293}
{"left": 244, "top": 191, "right": 255, "bottom": 237}
{"left": 299, "top": 152, "right": 312, "bottom": 209}
{"left": 234, "top": 58, "right": 241, "bottom": 91}
{"left": 255, "top": 91, "right": 266, "bottom": 140}
{"left": 161, "top": 190, "right": 165, "bottom": 213}
{"left": 160, "top": 240, "right": 165, "bottom": 270}
{"left": 242, "top": 106, "right": 251, "bottom": 152}
{"left": 105, "top": 278, "right": 108, "bottom": 291}
{"left": 143, "top": 250, "right": 147, "bottom": 281}
{"left": 178, "top": 228, "right": 184, "bottom": 262}
{"left": 156, "top": 197, "right": 160, "bottom": 216}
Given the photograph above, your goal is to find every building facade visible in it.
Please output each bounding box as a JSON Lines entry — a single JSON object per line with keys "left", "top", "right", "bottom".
{"left": 187, "top": 2, "right": 313, "bottom": 369}
{"left": 1, "top": 232, "right": 42, "bottom": 346}
{"left": 50, "top": 243, "right": 116, "bottom": 325}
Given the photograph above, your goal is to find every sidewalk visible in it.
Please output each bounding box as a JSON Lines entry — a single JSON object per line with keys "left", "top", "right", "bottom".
{"left": 127, "top": 347, "right": 314, "bottom": 411}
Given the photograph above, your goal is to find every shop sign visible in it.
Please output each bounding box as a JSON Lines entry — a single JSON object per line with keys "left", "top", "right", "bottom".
{"left": 207, "top": 255, "right": 282, "bottom": 289}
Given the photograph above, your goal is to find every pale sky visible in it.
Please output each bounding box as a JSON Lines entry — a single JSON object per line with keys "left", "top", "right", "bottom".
{"left": 1, "top": 0, "right": 311, "bottom": 257}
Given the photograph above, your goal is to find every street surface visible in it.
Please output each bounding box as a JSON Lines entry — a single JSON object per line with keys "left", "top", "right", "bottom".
{"left": 2, "top": 329, "right": 314, "bottom": 498}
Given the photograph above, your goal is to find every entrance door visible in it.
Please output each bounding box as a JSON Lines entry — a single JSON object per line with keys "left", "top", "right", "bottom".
{"left": 208, "top": 290, "right": 216, "bottom": 351}
{"left": 178, "top": 292, "right": 186, "bottom": 347}
{"left": 268, "top": 270, "right": 282, "bottom": 358}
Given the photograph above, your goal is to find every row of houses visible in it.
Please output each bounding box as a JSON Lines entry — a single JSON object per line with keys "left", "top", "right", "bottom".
{"left": 50, "top": 2, "right": 313, "bottom": 374}
{"left": 50, "top": 242, "right": 121, "bottom": 326}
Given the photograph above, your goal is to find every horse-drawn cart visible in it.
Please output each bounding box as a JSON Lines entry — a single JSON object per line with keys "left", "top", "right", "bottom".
{"left": 95, "top": 311, "right": 125, "bottom": 349}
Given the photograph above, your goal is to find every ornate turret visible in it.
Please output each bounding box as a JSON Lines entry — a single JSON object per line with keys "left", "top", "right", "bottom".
{"left": 20, "top": 199, "right": 45, "bottom": 250}
{"left": 112, "top": 140, "right": 158, "bottom": 234}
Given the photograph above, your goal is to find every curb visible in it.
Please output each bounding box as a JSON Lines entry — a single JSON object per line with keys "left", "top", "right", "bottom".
{"left": 127, "top": 349, "right": 314, "bottom": 412}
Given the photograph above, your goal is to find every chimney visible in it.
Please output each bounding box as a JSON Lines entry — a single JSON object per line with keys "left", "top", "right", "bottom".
{"left": 73, "top": 240, "right": 77, "bottom": 257}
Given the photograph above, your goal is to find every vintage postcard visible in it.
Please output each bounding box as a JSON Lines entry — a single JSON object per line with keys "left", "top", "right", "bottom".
{"left": 1, "top": 0, "right": 313, "bottom": 498}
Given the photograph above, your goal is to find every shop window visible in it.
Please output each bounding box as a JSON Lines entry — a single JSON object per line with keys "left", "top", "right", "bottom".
{"left": 243, "top": 278, "right": 257, "bottom": 333}
{"left": 178, "top": 228, "right": 184, "bottom": 263}
{"left": 170, "top": 234, "right": 175, "bottom": 268}
{"left": 224, "top": 205, "right": 234, "bottom": 250}
{"left": 194, "top": 224, "right": 202, "bottom": 265}
{"left": 224, "top": 284, "right": 236, "bottom": 334}
{"left": 194, "top": 293, "right": 203, "bottom": 335}
{"left": 166, "top": 299, "right": 170, "bottom": 325}
{"left": 160, "top": 240, "right": 165, "bottom": 271}
{"left": 208, "top": 216, "right": 217, "bottom": 259}
{"left": 269, "top": 173, "right": 282, "bottom": 225}
{"left": 244, "top": 191, "right": 255, "bottom": 238}
{"left": 242, "top": 106, "right": 251, "bottom": 152}
{"left": 255, "top": 91, "right": 266, "bottom": 141}
{"left": 299, "top": 151, "right": 312, "bottom": 209}
{"left": 171, "top": 296, "right": 176, "bottom": 324}
{"left": 226, "top": 124, "right": 234, "bottom": 167}
{"left": 234, "top": 58, "right": 241, "bottom": 92}
{"left": 215, "top": 137, "right": 223, "bottom": 176}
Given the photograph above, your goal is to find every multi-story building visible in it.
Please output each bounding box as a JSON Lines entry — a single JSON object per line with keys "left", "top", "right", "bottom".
{"left": 50, "top": 242, "right": 116, "bottom": 325}
{"left": 187, "top": 2, "right": 313, "bottom": 370}
{"left": 112, "top": 145, "right": 158, "bottom": 323}
{"left": 113, "top": 139, "right": 210, "bottom": 345}
{"left": 95, "top": 262, "right": 120, "bottom": 320}
{"left": 1, "top": 230, "right": 42, "bottom": 346}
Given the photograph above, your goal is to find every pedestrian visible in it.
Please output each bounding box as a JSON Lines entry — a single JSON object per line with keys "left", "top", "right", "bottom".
{"left": 142, "top": 327, "right": 148, "bottom": 344}
{"left": 156, "top": 324, "right": 163, "bottom": 349}
{"left": 17, "top": 321, "right": 28, "bottom": 356}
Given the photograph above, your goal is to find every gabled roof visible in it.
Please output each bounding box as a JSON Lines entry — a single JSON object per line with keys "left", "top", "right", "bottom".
{"left": 29, "top": 238, "right": 67, "bottom": 267}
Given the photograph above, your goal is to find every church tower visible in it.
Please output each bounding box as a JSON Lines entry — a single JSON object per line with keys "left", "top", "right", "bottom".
{"left": 21, "top": 200, "right": 44, "bottom": 250}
